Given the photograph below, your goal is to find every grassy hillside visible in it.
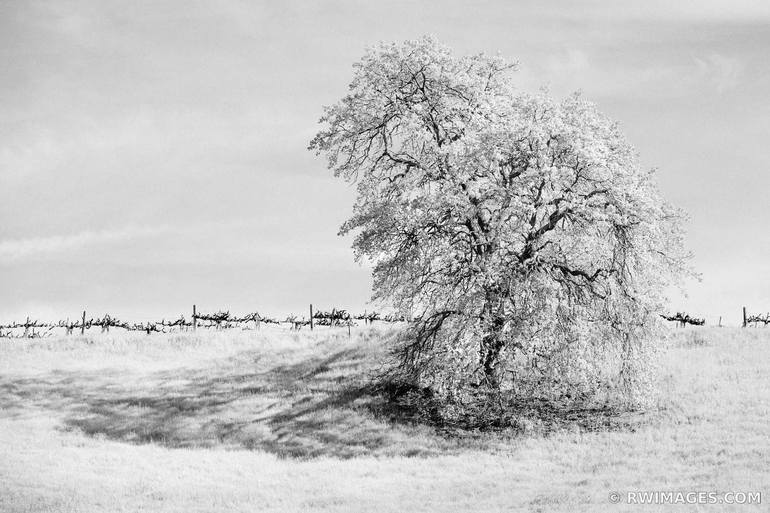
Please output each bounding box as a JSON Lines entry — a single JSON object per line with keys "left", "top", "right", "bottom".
{"left": 1, "top": 326, "right": 768, "bottom": 512}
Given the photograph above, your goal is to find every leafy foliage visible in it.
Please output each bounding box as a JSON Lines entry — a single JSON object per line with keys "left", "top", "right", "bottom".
{"left": 310, "top": 37, "right": 692, "bottom": 412}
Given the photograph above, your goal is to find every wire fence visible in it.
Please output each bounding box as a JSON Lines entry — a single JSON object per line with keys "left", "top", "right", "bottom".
{"left": 661, "top": 307, "right": 770, "bottom": 328}
{"left": 10, "top": 306, "right": 756, "bottom": 337}
{"left": 0, "top": 305, "right": 409, "bottom": 339}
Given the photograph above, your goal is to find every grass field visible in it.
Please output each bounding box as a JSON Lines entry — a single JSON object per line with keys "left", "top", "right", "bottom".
{"left": 0, "top": 325, "right": 768, "bottom": 512}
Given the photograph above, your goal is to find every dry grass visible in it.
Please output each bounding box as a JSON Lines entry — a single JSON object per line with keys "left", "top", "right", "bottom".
{"left": 0, "top": 325, "right": 768, "bottom": 512}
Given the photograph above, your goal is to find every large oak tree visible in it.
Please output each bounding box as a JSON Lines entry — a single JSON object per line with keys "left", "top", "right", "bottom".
{"left": 310, "top": 37, "right": 691, "bottom": 410}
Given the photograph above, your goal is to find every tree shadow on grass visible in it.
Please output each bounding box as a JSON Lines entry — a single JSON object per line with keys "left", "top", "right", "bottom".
{"left": 0, "top": 346, "right": 439, "bottom": 458}
{"left": 0, "top": 342, "right": 643, "bottom": 459}
{"left": 374, "top": 380, "right": 646, "bottom": 439}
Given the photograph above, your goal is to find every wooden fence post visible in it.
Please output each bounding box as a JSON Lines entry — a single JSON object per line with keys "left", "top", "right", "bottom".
{"left": 193, "top": 304, "right": 197, "bottom": 331}
{"left": 310, "top": 304, "right": 314, "bottom": 331}
{"left": 743, "top": 307, "right": 747, "bottom": 328}
{"left": 81, "top": 310, "right": 86, "bottom": 335}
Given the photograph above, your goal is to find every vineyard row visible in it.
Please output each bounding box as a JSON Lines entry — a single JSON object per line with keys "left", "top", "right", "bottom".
{"left": 0, "top": 305, "right": 408, "bottom": 338}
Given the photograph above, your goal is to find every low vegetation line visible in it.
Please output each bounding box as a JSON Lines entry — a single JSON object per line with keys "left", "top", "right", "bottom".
{"left": 0, "top": 305, "right": 407, "bottom": 338}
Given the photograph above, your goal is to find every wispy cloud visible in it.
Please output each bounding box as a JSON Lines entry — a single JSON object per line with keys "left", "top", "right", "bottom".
{"left": 695, "top": 53, "right": 744, "bottom": 93}
{"left": 0, "top": 225, "right": 172, "bottom": 263}
{"left": 546, "top": 49, "right": 590, "bottom": 74}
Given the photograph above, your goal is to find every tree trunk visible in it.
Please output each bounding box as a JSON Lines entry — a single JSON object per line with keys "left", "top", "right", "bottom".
{"left": 480, "top": 288, "right": 507, "bottom": 391}
{"left": 480, "top": 311, "right": 508, "bottom": 419}
{"left": 481, "top": 331, "right": 505, "bottom": 389}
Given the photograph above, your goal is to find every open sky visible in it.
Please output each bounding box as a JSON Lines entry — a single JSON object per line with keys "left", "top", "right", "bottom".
{"left": 2, "top": 0, "right": 769, "bottom": 324}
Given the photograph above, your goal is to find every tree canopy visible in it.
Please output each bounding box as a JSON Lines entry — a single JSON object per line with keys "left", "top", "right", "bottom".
{"left": 310, "top": 37, "right": 691, "bottom": 411}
